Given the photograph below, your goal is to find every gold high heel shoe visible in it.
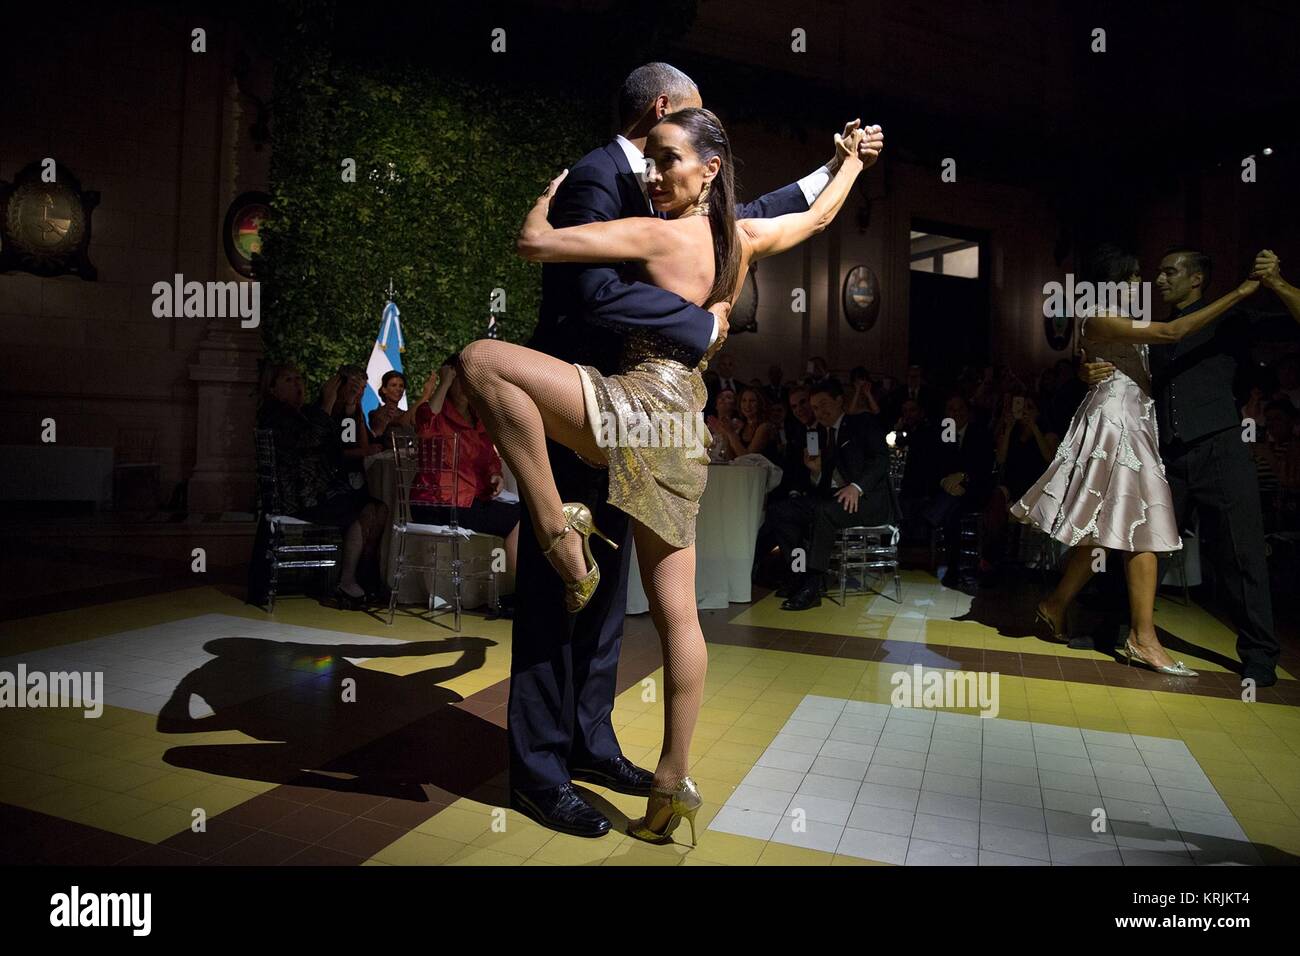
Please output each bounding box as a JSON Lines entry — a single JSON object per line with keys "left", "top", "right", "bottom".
{"left": 542, "top": 502, "right": 618, "bottom": 614}
{"left": 628, "top": 777, "right": 703, "bottom": 846}
{"left": 1122, "top": 639, "right": 1198, "bottom": 677}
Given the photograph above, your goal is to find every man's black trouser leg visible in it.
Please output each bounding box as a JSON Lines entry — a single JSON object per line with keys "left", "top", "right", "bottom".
{"left": 1193, "top": 432, "right": 1278, "bottom": 673}
{"left": 507, "top": 436, "right": 630, "bottom": 791}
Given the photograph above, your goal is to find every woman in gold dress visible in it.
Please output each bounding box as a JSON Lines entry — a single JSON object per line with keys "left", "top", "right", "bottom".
{"left": 457, "top": 108, "right": 871, "bottom": 842}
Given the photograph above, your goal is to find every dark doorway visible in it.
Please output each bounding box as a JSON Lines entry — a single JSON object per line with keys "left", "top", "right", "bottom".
{"left": 908, "top": 221, "right": 990, "bottom": 382}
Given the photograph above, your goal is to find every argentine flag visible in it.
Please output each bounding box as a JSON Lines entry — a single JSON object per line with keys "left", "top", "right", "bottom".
{"left": 361, "top": 299, "right": 406, "bottom": 423}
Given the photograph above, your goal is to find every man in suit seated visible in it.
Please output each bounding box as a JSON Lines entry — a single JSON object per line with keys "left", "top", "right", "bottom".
{"left": 756, "top": 380, "right": 898, "bottom": 611}
{"left": 920, "top": 393, "right": 995, "bottom": 588}
{"left": 767, "top": 385, "right": 818, "bottom": 501}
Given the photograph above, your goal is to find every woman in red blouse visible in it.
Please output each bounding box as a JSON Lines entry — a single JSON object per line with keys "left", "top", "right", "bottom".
{"left": 411, "top": 355, "right": 520, "bottom": 572}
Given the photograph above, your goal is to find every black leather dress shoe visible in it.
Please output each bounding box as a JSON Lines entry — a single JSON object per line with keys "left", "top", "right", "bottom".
{"left": 781, "top": 578, "right": 822, "bottom": 611}
{"left": 1242, "top": 665, "right": 1278, "bottom": 689}
{"left": 510, "top": 784, "right": 610, "bottom": 838}
{"left": 570, "top": 755, "right": 654, "bottom": 796}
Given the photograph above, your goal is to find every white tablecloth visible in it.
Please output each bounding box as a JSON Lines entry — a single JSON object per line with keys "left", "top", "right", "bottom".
{"left": 626, "top": 462, "right": 768, "bottom": 614}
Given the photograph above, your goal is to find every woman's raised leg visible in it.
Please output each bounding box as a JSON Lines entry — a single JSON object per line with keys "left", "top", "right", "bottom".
{"left": 632, "top": 520, "right": 707, "bottom": 821}
{"left": 456, "top": 340, "right": 607, "bottom": 585}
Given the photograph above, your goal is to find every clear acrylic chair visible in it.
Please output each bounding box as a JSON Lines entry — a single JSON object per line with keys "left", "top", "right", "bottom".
{"left": 251, "top": 428, "right": 342, "bottom": 612}
{"left": 387, "top": 432, "right": 499, "bottom": 630}
{"left": 830, "top": 523, "right": 903, "bottom": 605}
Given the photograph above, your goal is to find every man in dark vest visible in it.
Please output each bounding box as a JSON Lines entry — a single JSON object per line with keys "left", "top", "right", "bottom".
{"left": 1083, "top": 248, "right": 1300, "bottom": 687}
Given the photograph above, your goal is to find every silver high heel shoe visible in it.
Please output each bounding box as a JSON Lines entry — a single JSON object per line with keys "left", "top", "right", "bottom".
{"left": 1034, "top": 603, "right": 1068, "bottom": 643}
{"left": 1122, "top": 639, "right": 1198, "bottom": 677}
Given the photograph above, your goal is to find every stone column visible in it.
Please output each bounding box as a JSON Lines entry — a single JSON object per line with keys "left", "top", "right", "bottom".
{"left": 187, "top": 322, "right": 261, "bottom": 511}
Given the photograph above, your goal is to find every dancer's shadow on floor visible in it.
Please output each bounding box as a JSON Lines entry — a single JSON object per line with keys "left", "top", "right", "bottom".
{"left": 953, "top": 575, "right": 1241, "bottom": 673}
{"left": 156, "top": 634, "right": 506, "bottom": 803}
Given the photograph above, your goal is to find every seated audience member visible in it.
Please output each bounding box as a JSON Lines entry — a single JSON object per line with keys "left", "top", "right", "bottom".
{"left": 846, "top": 366, "right": 882, "bottom": 417}
{"left": 889, "top": 364, "right": 939, "bottom": 421}
{"left": 708, "top": 352, "right": 744, "bottom": 409}
{"left": 982, "top": 391, "right": 1060, "bottom": 576}
{"left": 370, "top": 370, "right": 438, "bottom": 440}
{"left": 921, "top": 393, "right": 996, "bottom": 588}
{"left": 257, "top": 364, "right": 388, "bottom": 606}
{"left": 325, "top": 363, "right": 384, "bottom": 489}
{"left": 893, "top": 398, "right": 938, "bottom": 540}
{"left": 803, "top": 355, "right": 840, "bottom": 391}
{"left": 706, "top": 387, "right": 743, "bottom": 458}
{"left": 411, "top": 357, "right": 521, "bottom": 573}
{"left": 1275, "top": 354, "right": 1300, "bottom": 409}
{"left": 764, "top": 365, "right": 787, "bottom": 406}
{"left": 1252, "top": 398, "right": 1300, "bottom": 532}
{"left": 714, "top": 386, "right": 775, "bottom": 461}
{"left": 768, "top": 385, "right": 819, "bottom": 500}
{"left": 757, "top": 380, "right": 898, "bottom": 611}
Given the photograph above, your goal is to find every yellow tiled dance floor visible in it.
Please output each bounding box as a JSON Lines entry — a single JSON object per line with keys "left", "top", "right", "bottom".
{"left": 1, "top": 582, "right": 1298, "bottom": 865}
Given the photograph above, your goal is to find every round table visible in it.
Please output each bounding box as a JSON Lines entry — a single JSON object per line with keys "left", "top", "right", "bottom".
{"left": 625, "top": 462, "right": 769, "bottom": 614}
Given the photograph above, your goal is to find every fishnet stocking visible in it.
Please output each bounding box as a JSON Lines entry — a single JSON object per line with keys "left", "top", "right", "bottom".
{"left": 634, "top": 522, "right": 707, "bottom": 802}
{"left": 456, "top": 339, "right": 605, "bottom": 585}
{"left": 458, "top": 338, "right": 708, "bottom": 819}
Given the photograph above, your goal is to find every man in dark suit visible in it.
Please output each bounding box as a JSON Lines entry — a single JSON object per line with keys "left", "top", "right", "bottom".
{"left": 509, "top": 61, "right": 885, "bottom": 836}
{"left": 920, "top": 393, "right": 995, "bottom": 589}
{"left": 1081, "top": 247, "right": 1299, "bottom": 686}
{"left": 759, "top": 380, "right": 898, "bottom": 610}
{"left": 887, "top": 365, "right": 941, "bottom": 423}
{"left": 768, "top": 385, "right": 818, "bottom": 500}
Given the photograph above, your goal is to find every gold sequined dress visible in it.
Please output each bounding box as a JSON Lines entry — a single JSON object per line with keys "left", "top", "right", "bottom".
{"left": 574, "top": 330, "right": 712, "bottom": 549}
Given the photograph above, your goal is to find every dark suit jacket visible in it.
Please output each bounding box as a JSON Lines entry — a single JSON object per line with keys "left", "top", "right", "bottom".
{"left": 931, "top": 420, "right": 995, "bottom": 506}
{"left": 815, "top": 412, "right": 897, "bottom": 525}
{"left": 770, "top": 419, "right": 817, "bottom": 499}
{"left": 529, "top": 139, "right": 810, "bottom": 372}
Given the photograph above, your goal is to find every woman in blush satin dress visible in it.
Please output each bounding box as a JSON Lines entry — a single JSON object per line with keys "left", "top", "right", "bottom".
{"left": 1011, "top": 244, "right": 1261, "bottom": 675}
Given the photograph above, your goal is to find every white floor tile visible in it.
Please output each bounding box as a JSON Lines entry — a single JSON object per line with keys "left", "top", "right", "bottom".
{"left": 708, "top": 806, "right": 781, "bottom": 841}
{"left": 785, "top": 793, "right": 854, "bottom": 826}
{"left": 818, "top": 740, "right": 875, "bottom": 762}
{"left": 865, "top": 763, "right": 923, "bottom": 789}
{"left": 981, "top": 780, "right": 1042, "bottom": 808}
{"left": 769, "top": 818, "right": 844, "bottom": 853}
{"left": 739, "top": 766, "right": 806, "bottom": 793}
{"left": 854, "top": 782, "right": 921, "bottom": 812}
{"left": 728, "top": 784, "right": 796, "bottom": 815}
{"left": 756, "top": 748, "right": 816, "bottom": 773}
{"left": 979, "top": 822, "right": 1051, "bottom": 861}
{"left": 912, "top": 812, "right": 978, "bottom": 848}
{"left": 1048, "top": 835, "right": 1123, "bottom": 865}
{"left": 906, "top": 838, "right": 977, "bottom": 866}
{"left": 875, "top": 747, "right": 929, "bottom": 771}
{"left": 769, "top": 733, "right": 825, "bottom": 756}
{"left": 922, "top": 771, "right": 981, "bottom": 799}
{"left": 979, "top": 800, "right": 1046, "bottom": 832}
{"left": 979, "top": 849, "right": 1050, "bottom": 866}
{"left": 796, "top": 773, "right": 862, "bottom": 802}
{"left": 846, "top": 803, "right": 915, "bottom": 836}
{"left": 837, "top": 827, "right": 909, "bottom": 864}
{"left": 917, "top": 791, "right": 981, "bottom": 822}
